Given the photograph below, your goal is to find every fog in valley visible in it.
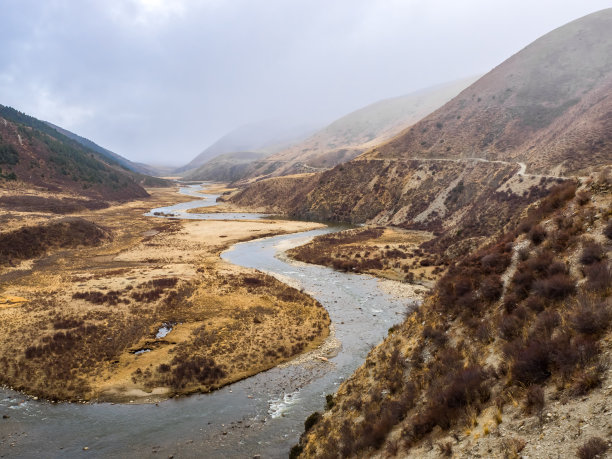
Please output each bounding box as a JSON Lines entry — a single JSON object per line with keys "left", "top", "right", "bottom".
{"left": 0, "top": 0, "right": 609, "bottom": 165}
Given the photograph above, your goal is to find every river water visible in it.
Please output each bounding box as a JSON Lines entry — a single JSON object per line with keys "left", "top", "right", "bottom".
{"left": 0, "top": 185, "right": 416, "bottom": 458}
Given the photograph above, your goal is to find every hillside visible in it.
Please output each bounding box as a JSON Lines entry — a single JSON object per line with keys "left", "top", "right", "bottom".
{"left": 365, "top": 9, "right": 612, "bottom": 176}
{"left": 229, "top": 159, "right": 561, "bottom": 261}
{"left": 291, "top": 173, "right": 611, "bottom": 459}
{"left": 0, "top": 104, "right": 152, "bottom": 202}
{"left": 230, "top": 10, "right": 612, "bottom": 255}
{"left": 182, "top": 151, "right": 268, "bottom": 182}
{"left": 225, "top": 9, "right": 612, "bottom": 458}
{"left": 175, "top": 121, "right": 317, "bottom": 174}
{"left": 45, "top": 122, "right": 166, "bottom": 177}
{"left": 239, "top": 77, "right": 478, "bottom": 181}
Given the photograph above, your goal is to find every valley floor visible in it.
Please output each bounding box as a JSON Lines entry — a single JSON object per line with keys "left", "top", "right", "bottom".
{"left": 0, "top": 185, "right": 329, "bottom": 402}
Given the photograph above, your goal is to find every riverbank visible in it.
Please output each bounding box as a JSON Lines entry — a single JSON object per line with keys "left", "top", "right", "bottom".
{"left": 0, "top": 185, "right": 329, "bottom": 403}
{"left": 1, "top": 198, "right": 421, "bottom": 458}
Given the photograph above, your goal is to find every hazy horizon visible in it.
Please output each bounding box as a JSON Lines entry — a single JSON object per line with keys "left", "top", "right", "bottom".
{"left": 0, "top": 1, "right": 610, "bottom": 166}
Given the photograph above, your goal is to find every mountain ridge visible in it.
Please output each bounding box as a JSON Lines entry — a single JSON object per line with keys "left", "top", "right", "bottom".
{"left": 237, "top": 77, "right": 479, "bottom": 181}
{"left": 364, "top": 8, "right": 612, "bottom": 175}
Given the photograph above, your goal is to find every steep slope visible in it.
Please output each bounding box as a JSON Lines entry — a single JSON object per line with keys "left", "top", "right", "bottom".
{"left": 182, "top": 151, "right": 268, "bottom": 182}
{"left": 45, "top": 122, "right": 165, "bottom": 177}
{"left": 365, "top": 8, "right": 612, "bottom": 175}
{"left": 241, "top": 77, "right": 478, "bottom": 180}
{"left": 0, "top": 105, "right": 150, "bottom": 201}
{"left": 229, "top": 159, "right": 558, "bottom": 260}
{"left": 231, "top": 9, "right": 612, "bottom": 249}
{"left": 176, "top": 121, "right": 317, "bottom": 174}
{"left": 293, "top": 175, "right": 612, "bottom": 458}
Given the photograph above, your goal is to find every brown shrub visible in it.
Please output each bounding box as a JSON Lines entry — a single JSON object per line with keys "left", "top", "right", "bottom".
{"left": 480, "top": 251, "right": 512, "bottom": 274}
{"left": 584, "top": 261, "right": 612, "bottom": 293}
{"left": 570, "top": 365, "right": 604, "bottom": 396}
{"left": 509, "top": 339, "right": 552, "bottom": 385}
{"left": 499, "top": 314, "right": 525, "bottom": 341}
{"left": 532, "top": 274, "right": 575, "bottom": 300}
{"left": 169, "top": 355, "right": 226, "bottom": 389}
{"left": 53, "top": 318, "right": 84, "bottom": 329}
{"left": 304, "top": 411, "right": 321, "bottom": 431}
{"left": 579, "top": 242, "right": 605, "bottom": 265}
{"left": 577, "top": 437, "right": 608, "bottom": 459}
{"left": 531, "top": 310, "right": 560, "bottom": 338}
{"left": 422, "top": 325, "right": 447, "bottom": 346}
{"left": 72, "top": 290, "right": 125, "bottom": 305}
{"left": 575, "top": 190, "right": 591, "bottom": 206}
{"left": 481, "top": 275, "right": 503, "bottom": 302}
{"left": 528, "top": 225, "right": 547, "bottom": 245}
{"left": 568, "top": 297, "right": 611, "bottom": 337}
{"left": 604, "top": 220, "right": 612, "bottom": 240}
{"left": 525, "top": 296, "right": 546, "bottom": 313}
{"left": 410, "top": 366, "right": 489, "bottom": 438}
{"left": 0, "top": 218, "right": 110, "bottom": 266}
{"left": 523, "top": 384, "right": 545, "bottom": 414}
{"left": 437, "top": 441, "right": 453, "bottom": 457}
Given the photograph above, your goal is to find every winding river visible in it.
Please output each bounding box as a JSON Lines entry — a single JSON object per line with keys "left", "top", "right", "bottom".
{"left": 0, "top": 185, "right": 417, "bottom": 458}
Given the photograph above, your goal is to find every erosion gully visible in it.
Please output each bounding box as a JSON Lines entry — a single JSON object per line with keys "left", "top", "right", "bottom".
{"left": 0, "top": 184, "right": 418, "bottom": 458}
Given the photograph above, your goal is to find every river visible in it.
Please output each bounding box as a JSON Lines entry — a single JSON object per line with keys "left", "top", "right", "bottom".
{"left": 0, "top": 185, "right": 417, "bottom": 458}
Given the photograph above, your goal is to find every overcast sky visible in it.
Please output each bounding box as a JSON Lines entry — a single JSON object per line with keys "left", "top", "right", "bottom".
{"left": 0, "top": 0, "right": 609, "bottom": 166}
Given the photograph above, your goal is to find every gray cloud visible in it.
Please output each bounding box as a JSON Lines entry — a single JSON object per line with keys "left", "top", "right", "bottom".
{"left": 0, "top": 0, "right": 609, "bottom": 165}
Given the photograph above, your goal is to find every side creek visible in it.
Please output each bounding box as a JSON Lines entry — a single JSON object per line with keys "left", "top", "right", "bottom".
{"left": 0, "top": 184, "right": 420, "bottom": 458}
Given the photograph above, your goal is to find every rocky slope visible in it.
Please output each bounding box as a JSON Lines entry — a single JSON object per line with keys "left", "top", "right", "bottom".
{"left": 365, "top": 9, "right": 612, "bottom": 176}
{"left": 291, "top": 171, "right": 611, "bottom": 459}
{"left": 229, "top": 158, "right": 559, "bottom": 260}
{"left": 226, "top": 10, "right": 612, "bottom": 458}
{"left": 238, "top": 77, "right": 477, "bottom": 181}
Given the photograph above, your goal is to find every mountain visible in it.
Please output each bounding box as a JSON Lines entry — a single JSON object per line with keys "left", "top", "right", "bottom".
{"left": 0, "top": 104, "right": 156, "bottom": 201}
{"left": 176, "top": 120, "right": 318, "bottom": 174}
{"left": 182, "top": 151, "right": 268, "bottom": 182}
{"left": 44, "top": 122, "right": 165, "bottom": 177}
{"left": 230, "top": 9, "right": 612, "bottom": 258}
{"left": 365, "top": 8, "right": 612, "bottom": 175}
{"left": 235, "top": 10, "right": 612, "bottom": 457}
{"left": 238, "top": 77, "right": 478, "bottom": 181}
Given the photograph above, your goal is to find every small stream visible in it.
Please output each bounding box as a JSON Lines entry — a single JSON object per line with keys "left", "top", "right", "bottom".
{"left": 0, "top": 184, "right": 418, "bottom": 458}
{"left": 145, "top": 184, "right": 268, "bottom": 220}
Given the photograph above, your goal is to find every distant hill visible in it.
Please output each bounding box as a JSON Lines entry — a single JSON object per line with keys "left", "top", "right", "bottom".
{"left": 366, "top": 8, "right": 612, "bottom": 175}
{"left": 182, "top": 151, "right": 268, "bottom": 182}
{"left": 44, "top": 122, "right": 166, "bottom": 177}
{"left": 176, "top": 120, "right": 318, "bottom": 174}
{"left": 0, "top": 104, "right": 160, "bottom": 201}
{"left": 239, "top": 77, "right": 478, "bottom": 180}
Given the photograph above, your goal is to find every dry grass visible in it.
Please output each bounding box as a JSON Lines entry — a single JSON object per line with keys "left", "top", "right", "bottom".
{"left": 0, "top": 187, "right": 329, "bottom": 402}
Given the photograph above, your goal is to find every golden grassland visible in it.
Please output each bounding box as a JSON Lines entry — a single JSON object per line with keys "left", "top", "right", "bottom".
{"left": 0, "top": 186, "right": 329, "bottom": 403}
